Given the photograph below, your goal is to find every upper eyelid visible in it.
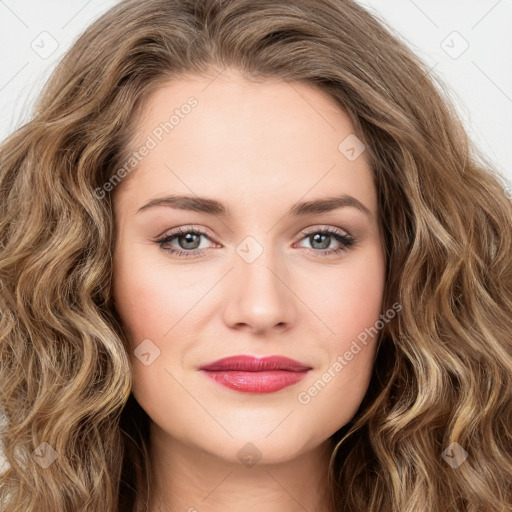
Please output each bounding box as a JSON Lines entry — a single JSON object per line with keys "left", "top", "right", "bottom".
{"left": 298, "top": 225, "right": 352, "bottom": 238}
{"left": 158, "top": 224, "right": 351, "bottom": 239}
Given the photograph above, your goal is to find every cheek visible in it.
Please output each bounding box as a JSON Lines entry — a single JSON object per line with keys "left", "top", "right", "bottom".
{"left": 301, "top": 245, "right": 385, "bottom": 414}
{"left": 111, "top": 253, "right": 188, "bottom": 410}
{"left": 315, "top": 244, "right": 386, "bottom": 341}
{"left": 112, "top": 243, "right": 193, "bottom": 341}
{"left": 112, "top": 265, "right": 164, "bottom": 342}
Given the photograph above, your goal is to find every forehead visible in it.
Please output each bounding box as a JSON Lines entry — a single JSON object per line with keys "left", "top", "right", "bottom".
{"left": 116, "top": 70, "right": 377, "bottom": 219}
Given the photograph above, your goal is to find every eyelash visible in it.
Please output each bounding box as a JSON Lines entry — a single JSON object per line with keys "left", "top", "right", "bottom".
{"left": 154, "top": 226, "right": 356, "bottom": 258}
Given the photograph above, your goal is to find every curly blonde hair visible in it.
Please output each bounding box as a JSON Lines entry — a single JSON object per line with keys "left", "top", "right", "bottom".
{"left": 1, "top": 0, "right": 511, "bottom": 510}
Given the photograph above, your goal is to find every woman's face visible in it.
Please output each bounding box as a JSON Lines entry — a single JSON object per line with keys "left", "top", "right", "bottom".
{"left": 112, "top": 69, "right": 386, "bottom": 465}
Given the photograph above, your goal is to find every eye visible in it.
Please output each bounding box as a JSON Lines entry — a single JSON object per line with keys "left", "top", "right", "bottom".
{"left": 154, "top": 227, "right": 214, "bottom": 258}
{"left": 154, "top": 226, "right": 357, "bottom": 258}
{"left": 294, "top": 227, "right": 356, "bottom": 257}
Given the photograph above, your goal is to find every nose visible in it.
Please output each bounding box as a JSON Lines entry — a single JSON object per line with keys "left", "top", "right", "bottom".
{"left": 221, "top": 245, "right": 297, "bottom": 335}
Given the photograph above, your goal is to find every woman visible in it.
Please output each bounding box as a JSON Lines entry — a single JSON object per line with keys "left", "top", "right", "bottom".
{"left": 1, "top": 0, "right": 511, "bottom": 511}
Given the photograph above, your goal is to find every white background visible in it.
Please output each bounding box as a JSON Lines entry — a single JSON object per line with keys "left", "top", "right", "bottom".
{"left": 0, "top": 0, "right": 511, "bottom": 470}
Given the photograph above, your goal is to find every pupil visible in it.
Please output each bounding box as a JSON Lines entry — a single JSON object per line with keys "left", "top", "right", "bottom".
{"left": 181, "top": 233, "right": 200, "bottom": 249}
{"left": 311, "top": 233, "right": 329, "bottom": 250}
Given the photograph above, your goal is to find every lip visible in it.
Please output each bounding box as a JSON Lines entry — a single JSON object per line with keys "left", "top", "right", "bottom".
{"left": 198, "top": 355, "right": 312, "bottom": 394}
{"left": 199, "top": 355, "right": 311, "bottom": 372}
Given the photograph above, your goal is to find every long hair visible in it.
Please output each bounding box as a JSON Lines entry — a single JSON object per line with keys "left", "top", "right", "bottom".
{"left": 1, "top": 1, "right": 511, "bottom": 510}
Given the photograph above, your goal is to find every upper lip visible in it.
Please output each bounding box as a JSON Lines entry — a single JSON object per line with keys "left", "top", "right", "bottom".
{"left": 198, "top": 355, "right": 311, "bottom": 372}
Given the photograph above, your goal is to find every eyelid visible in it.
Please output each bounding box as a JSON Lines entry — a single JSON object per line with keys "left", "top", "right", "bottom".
{"left": 153, "top": 224, "right": 216, "bottom": 241}
{"left": 298, "top": 224, "right": 352, "bottom": 238}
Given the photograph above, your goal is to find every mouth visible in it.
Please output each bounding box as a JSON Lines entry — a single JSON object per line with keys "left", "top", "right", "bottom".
{"left": 198, "top": 355, "right": 312, "bottom": 393}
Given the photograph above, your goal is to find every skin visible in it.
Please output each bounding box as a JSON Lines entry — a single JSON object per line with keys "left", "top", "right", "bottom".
{"left": 111, "top": 67, "right": 386, "bottom": 512}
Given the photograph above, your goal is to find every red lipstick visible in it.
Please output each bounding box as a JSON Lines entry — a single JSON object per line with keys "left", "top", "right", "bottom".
{"left": 198, "top": 355, "right": 311, "bottom": 393}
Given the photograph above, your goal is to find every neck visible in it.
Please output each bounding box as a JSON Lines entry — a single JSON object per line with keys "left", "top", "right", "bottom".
{"left": 137, "top": 422, "right": 336, "bottom": 512}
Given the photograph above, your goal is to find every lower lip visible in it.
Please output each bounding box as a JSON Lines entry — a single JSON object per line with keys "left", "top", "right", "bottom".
{"left": 200, "top": 370, "right": 310, "bottom": 393}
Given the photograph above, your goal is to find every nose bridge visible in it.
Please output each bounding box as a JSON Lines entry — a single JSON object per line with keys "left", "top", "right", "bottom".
{"left": 236, "top": 232, "right": 286, "bottom": 304}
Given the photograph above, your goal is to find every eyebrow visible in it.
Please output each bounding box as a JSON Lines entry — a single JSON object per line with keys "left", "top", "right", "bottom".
{"left": 136, "top": 193, "right": 372, "bottom": 219}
